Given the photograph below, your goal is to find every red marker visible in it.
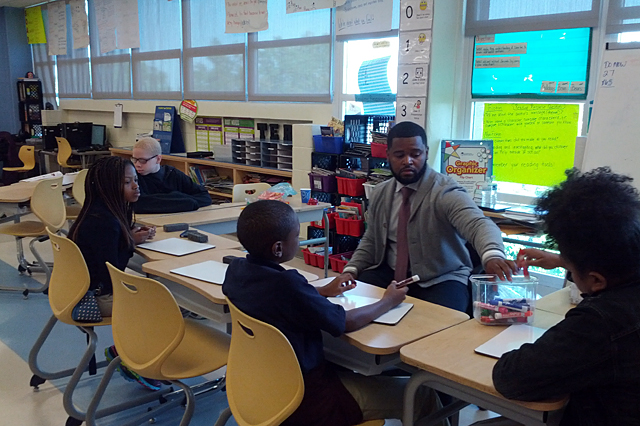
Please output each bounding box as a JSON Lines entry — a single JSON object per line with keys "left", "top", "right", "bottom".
{"left": 517, "top": 249, "right": 530, "bottom": 278}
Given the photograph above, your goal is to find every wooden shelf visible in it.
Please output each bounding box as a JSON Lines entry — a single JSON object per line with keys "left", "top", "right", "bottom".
{"left": 207, "top": 190, "right": 233, "bottom": 198}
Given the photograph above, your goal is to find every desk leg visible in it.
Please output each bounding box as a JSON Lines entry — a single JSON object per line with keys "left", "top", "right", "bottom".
{"left": 81, "top": 155, "right": 87, "bottom": 169}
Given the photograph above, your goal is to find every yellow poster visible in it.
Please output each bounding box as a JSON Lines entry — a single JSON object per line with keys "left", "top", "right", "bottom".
{"left": 482, "top": 103, "right": 579, "bottom": 187}
{"left": 25, "top": 6, "right": 47, "bottom": 44}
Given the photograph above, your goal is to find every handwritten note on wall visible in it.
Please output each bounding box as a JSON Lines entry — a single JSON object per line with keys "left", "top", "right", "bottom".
{"left": 482, "top": 103, "right": 579, "bottom": 186}
{"left": 25, "top": 6, "right": 47, "bottom": 44}
{"left": 47, "top": 1, "right": 67, "bottom": 56}
{"left": 116, "top": 0, "right": 140, "bottom": 49}
{"left": 69, "top": 0, "right": 89, "bottom": 49}
{"left": 225, "top": 0, "right": 268, "bottom": 34}
{"left": 287, "top": 0, "right": 346, "bottom": 14}
{"left": 95, "top": 0, "right": 116, "bottom": 54}
{"left": 336, "top": 0, "right": 392, "bottom": 36}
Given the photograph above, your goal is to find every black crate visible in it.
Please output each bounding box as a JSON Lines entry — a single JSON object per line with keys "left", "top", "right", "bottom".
{"left": 310, "top": 191, "right": 340, "bottom": 206}
{"left": 335, "top": 234, "right": 361, "bottom": 254}
{"left": 306, "top": 226, "right": 336, "bottom": 244}
{"left": 344, "top": 114, "right": 395, "bottom": 145}
{"left": 339, "top": 154, "right": 371, "bottom": 173}
{"left": 311, "top": 152, "right": 339, "bottom": 171}
{"left": 369, "top": 157, "right": 390, "bottom": 170}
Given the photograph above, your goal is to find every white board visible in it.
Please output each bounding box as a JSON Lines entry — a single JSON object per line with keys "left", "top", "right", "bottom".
{"left": 171, "top": 260, "right": 228, "bottom": 284}
{"left": 137, "top": 238, "right": 215, "bottom": 256}
{"left": 474, "top": 324, "right": 546, "bottom": 359}
{"left": 584, "top": 43, "right": 640, "bottom": 184}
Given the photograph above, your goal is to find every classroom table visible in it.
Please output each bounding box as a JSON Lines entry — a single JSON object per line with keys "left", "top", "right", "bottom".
{"left": 136, "top": 199, "right": 330, "bottom": 235}
{"left": 141, "top": 249, "right": 320, "bottom": 323}
{"left": 535, "top": 287, "right": 574, "bottom": 317}
{"left": 40, "top": 149, "right": 111, "bottom": 172}
{"left": 134, "top": 227, "right": 243, "bottom": 262}
{"left": 400, "top": 312, "right": 568, "bottom": 426}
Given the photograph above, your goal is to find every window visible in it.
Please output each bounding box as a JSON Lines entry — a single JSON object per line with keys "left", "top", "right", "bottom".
{"left": 248, "top": 4, "right": 332, "bottom": 102}
{"left": 182, "top": 0, "right": 246, "bottom": 101}
{"left": 132, "top": 0, "right": 183, "bottom": 100}
{"left": 342, "top": 37, "right": 398, "bottom": 115}
{"left": 607, "top": 0, "right": 640, "bottom": 34}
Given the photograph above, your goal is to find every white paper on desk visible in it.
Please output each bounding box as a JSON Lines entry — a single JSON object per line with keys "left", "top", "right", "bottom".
{"left": 328, "top": 294, "right": 413, "bottom": 325}
{"left": 171, "top": 260, "right": 228, "bottom": 285}
{"left": 63, "top": 171, "right": 80, "bottom": 186}
{"left": 137, "top": 238, "right": 215, "bottom": 256}
{"left": 20, "top": 171, "right": 63, "bottom": 183}
{"left": 474, "top": 324, "right": 546, "bottom": 359}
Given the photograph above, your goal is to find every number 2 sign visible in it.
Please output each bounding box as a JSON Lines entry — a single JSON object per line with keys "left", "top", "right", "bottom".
{"left": 397, "top": 64, "right": 429, "bottom": 97}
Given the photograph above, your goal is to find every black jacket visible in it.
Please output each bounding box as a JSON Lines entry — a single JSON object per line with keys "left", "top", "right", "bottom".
{"left": 133, "top": 165, "right": 211, "bottom": 214}
{"left": 493, "top": 283, "right": 640, "bottom": 426}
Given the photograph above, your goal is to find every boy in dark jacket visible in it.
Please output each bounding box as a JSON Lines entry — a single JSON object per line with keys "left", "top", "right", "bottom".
{"left": 131, "top": 137, "right": 211, "bottom": 213}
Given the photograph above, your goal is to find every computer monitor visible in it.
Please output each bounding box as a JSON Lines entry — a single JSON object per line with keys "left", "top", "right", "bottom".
{"left": 91, "top": 124, "right": 106, "bottom": 147}
{"left": 62, "top": 122, "right": 93, "bottom": 149}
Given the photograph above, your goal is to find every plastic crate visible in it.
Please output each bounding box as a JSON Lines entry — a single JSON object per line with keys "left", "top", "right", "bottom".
{"left": 336, "top": 177, "right": 367, "bottom": 197}
{"left": 311, "top": 211, "right": 338, "bottom": 229}
{"left": 302, "top": 248, "right": 326, "bottom": 269}
{"left": 335, "top": 218, "right": 365, "bottom": 237}
{"left": 339, "top": 154, "right": 371, "bottom": 173}
{"left": 335, "top": 234, "right": 361, "bottom": 254}
{"left": 309, "top": 173, "right": 337, "bottom": 193}
{"left": 310, "top": 190, "right": 340, "bottom": 206}
{"left": 369, "top": 157, "right": 390, "bottom": 170}
{"left": 329, "top": 251, "right": 354, "bottom": 273}
{"left": 371, "top": 142, "right": 387, "bottom": 158}
{"left": 313, "top": 135, "right": 345, "bottom": 154}
{"left": 311, "top": 152, "right": 339, "bottom": 171}
{"left": 344, "top": 115, "right": 395, "bottom": 145}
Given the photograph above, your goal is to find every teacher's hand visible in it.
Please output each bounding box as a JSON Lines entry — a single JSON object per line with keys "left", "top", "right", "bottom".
{"left": 485, "top": 258, "right": 518, "bottom": 281}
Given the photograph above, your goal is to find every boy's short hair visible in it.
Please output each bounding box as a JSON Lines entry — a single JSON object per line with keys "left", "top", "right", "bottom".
{"left": 537, "top": 167, "right": 640, "bottom": 285}
{"left": 134, "top": 137, "right": 162, "bottom": 156}
{"left": 387, "top": 121, "right": 428, "bottom": 149}
{"left": 237, "top": 200, "right": 298, "bottom": 257}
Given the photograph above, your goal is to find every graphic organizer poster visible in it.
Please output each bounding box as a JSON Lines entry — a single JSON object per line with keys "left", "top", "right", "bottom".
{"left": 441, "top": 140, "right": 493, "bottom": 194}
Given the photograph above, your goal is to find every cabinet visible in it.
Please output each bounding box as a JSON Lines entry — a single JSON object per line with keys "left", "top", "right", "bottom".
{"left": 110, "top": 148, "right": 292, "bottom": 200}
{"left": 17, "top": 80, "right": 43, "bottom": 137}
{"left": 231, "top": 139, "right": 293, "bottom": 171}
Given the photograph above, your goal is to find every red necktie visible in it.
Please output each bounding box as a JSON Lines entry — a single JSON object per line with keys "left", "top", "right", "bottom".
{"left": 395, "top": 187, "right": 413, "bottom": 281}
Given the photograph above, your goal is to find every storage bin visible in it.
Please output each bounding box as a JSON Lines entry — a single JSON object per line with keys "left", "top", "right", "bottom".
{"left": 329, "top": 251, "right": 354, "bottom": 273}
{"left": 310, "top": 190, "right": 340, "bottom": 206}
{"left": 311, "top": 211, "right": 337, "bottom": 229}
{"left": 471, "top": 275, "right": 538, "bottom": 325}
{"left": 313, "top": 135, "right": 345, "bottom": 154}
{"left": 336, "top": 177, "right": 367, "bottom": 197}
{"left": 309, "top": 173, "right": 337, "bottom": 193}
{"left": 302, "top": 248, "right": 326, "bottom": 269}
{"left": 371, "top": 142, "right": 387, "bottom": 158}
{"left": 335, "top": 217, "right": 365, "bottom": 237}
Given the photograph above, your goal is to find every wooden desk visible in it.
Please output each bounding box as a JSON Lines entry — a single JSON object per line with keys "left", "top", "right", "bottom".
{"left": 134, "top": 228, "right": 243, "bottom": 262}
{"left": 141, "top": 249, "right": 320, "bottom": 322}
{"left": 0, "top": 180, "right": 39, "bottom": 204}
{"left": 400, "top": 312, "right": 568, "bottom": 426}
{"left": 536, "top": 287, "right": 575, "bottom": 317}
{"left": 40, "top": 149, "right": 110, "bottom": 171}
{"left": 136, "top": 199, "right": 330, "bottom": 235}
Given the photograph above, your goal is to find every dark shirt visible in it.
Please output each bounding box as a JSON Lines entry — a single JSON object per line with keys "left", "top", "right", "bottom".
{"left": 133, "top": 165, "right": 212, "bottom": 214}
{"left": 71, "top": 200, "right": 134, "bottom": 295}
{"left": 222, "top": 255, "right": 362, "bottom": 426}
{"left": 493, "top": 283, "right": 640, "bottom": 426}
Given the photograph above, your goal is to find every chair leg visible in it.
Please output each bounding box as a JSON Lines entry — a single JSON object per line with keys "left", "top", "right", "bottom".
{"left": 0, "top": 235, "right": 50, "bottom": 296}
{"left": 213, "top": 407, "right": 233, "bottom": 426}
{"left": 169, "top": 380, "right": 196, "bottom": 426}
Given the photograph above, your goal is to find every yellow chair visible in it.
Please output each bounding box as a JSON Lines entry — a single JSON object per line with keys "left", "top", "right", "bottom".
{"left": 232, "top": 182, "right": 271, "bottom": 202}
{"left": 65, "top": 168, "right": 88, "bottom": 220}
{"left": 85, "top": 264, "right": 231, "bottom": 426}
{"left": 0, "top": 176, "right": 66, "bottom": 296}
{"left": 3, "top": 144, "right": 36, "bottom": 173}
{"left": 29, "top": 230, "right": 165, "bottom": 426}
{"left": 214, "top": 299, "right": 384, "bottom": 426}
{"left": 56, "top": 137, "right": 82, "bottom": 171}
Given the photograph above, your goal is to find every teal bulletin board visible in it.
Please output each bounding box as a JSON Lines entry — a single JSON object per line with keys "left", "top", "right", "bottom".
{"left": 472, "top": 28, "right": 591, "bottom": 99}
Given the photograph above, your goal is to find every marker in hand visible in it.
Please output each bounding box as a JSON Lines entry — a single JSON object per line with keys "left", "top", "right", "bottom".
{"left": 396, "top": 275, "right": 420, "bottom": 288}
{"left": 517, "top": 249, "right": 530, "bottom": 278}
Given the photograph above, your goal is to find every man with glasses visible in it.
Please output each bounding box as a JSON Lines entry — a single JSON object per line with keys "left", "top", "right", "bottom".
{"left": 131, "top": 137, "right": 212, "bottom": 213}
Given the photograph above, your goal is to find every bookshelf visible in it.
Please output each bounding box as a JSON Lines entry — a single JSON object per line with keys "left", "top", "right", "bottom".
{"left": 17, "top": 79, "right": 44, "bottom": 137}
{"left": 110, "top": 148, "right": 292, "bottom": 199}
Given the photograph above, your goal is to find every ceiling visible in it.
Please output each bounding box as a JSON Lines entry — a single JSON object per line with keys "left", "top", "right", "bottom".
{"left": 0, "top": 0, "right": 48, "bottom": 9}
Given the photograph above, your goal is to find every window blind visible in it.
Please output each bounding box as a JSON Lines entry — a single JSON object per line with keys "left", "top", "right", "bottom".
{"left": 607, "top": 0, "right": 640, "bottom": 34}
{"left": 465, "top": 0, "right": 601, "bottom": 35}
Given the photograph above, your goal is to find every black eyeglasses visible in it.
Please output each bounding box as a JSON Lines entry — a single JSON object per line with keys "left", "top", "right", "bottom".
{"left": 131, "top": 155, "right": 158, "bottom": 165}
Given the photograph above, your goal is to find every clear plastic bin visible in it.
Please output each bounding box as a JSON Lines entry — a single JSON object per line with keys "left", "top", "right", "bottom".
{"left": 471, "top": 274, "right": 538, "bottom": 325}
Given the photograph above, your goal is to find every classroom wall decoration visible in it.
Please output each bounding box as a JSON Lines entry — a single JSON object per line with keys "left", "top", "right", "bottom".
{"left": 47, "top": 1, "right": 67, "bottom": 56}
{"left": 69, "top": 0, "right": 90, "bottom": 49}
{"left": 287, "top": 0, "right": 346, "bottom": 14}
{"left": 195, "top": 117, "right": 223, "bottom": 152}
{"left": 25, "top": 6, "right": 47, "bottom": 44}
{"left": 336, "top": 0, "right": 393, "bottom": 36}
{"left": 225, "top": 0, "right": 268, "bottom": 33}
{"left": 441, "top": 140, "right": 493, "bottom": 194}
{"left": 482, "top": 103, "right": 579, "bottom": 186}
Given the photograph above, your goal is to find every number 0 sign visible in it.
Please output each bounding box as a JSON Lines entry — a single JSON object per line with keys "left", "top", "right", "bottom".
{"left": 400, "top": 0, "right": 433, "bottom": 31}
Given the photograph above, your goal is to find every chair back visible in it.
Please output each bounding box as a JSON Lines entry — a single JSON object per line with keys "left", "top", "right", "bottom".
{"left": 31, "top": 176, "right": 67, "bottom": 232}
{"left": 107, "top": 263, "right": 185, "bottom": 379}
{"left": 232, "top": 183, "right": 271, "bottom": 203}
{"left": 17, "top": 145, "right": 36, "bottom": 170}
{"left": 46, "top": 229, "right": 92, "bottom": 324}
{"left": 226, "top": 298, "right": 304, "bottom": 426}
{"left": 71, "top": 168, "right": 88, "bottom": 206}
{"left": 56, "top": 137, "right": 75, "bottom": 168}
